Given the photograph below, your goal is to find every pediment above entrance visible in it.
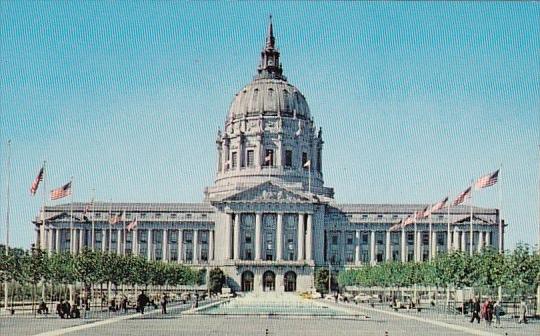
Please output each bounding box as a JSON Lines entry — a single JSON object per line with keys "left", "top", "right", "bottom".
{"left": 219, "top": 182, "right": 312, "bottom": 204}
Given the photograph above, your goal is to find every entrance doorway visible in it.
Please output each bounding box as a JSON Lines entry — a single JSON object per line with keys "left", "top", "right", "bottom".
{"left": 262, "top": 271, "right": 275, "bottom": 292}
{"left": 241, "top": 271, "right": 254, "bottom": 292}
{"left": 284, "top": 271, "right": 297, "bottom": 292}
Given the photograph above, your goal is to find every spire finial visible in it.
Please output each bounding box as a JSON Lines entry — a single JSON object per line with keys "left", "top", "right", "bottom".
{"left": 266, "top": 14, "right": 275, "bottom": 49}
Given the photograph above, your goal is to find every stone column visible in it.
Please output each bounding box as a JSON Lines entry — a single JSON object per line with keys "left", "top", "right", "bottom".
{"left": 305, "top": 214, "right": 313, "bottom": 261}
{"left": 401, "top": 228, "right": 406, "bottom": 263}
{"left": 101, "top": 229, "right": 107, "bottom": 253}
{"left": 370, "top": 230, "right": 376, "bottom": 265}
{"left": 297, "top": 213, "right": 305, "bottom": 260}
{"left": 416, "top": 230, "right": 422, "bottom": 262}
{"left": 162, "top": 229, "right": 168, "bottom": 262}
{"left": 431, "top": 231, "right": 438, "bottom": 259}
{"left": 55, "top": 229, "right": 61, "bottom": 253}
{"left": 193, "top": 229, "right": 199, "bottom": 264}
{"left": 385, "top": 230, "right": 391, "bottom": 261}
{"left": 147, "top": 229, "right": 153, "bottom": 260}
{"left": 276, "top": 213, "right": 283, "bottom": 261}
{"left": 479, "top": 231, "right": 486, "bottom": 252}
{"left": 233, "top": 214, "right": 241, "bottom": 260}
{"left": 255, "top": 213, "right": 262, "bottom": 260}
{"left": 355, "top": 230, "right": 361, "bottom": 265}
{"left": 178, "top": 229, "right": 184, "bottom": 262}
{"left": 485, "top": 231, "right": 491, "bottom": 247}
{"left": 132, "top": 229, "right": 138, "bottom": 256}
{"left": 225, "top": 213, "right": 232, "bottom": 260}
{"left": 453, "top": 228, "right": 460, "bottom": 251}
{"left": 117, "top": 229, "right": 122, "bottom": 255}
{"left": 47, "top": 228, "right": 53, "bottom": 255}
{"left": 461, "top": 231, "right": 466, "bottom": 252}
{"left": 79, "top": 229, "right": 85, "bottom": 252}
{"left": 209, "top": 230, "right": 214, "bottom": 261}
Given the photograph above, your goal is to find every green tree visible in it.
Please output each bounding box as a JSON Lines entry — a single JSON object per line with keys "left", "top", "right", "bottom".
{"left": 208, "top": 268, "right": 225, "bottom": 294}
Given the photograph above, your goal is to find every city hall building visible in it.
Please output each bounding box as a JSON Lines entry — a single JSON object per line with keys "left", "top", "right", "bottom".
{"left": 34, "top": 21, "right": 503, "bottom": 293}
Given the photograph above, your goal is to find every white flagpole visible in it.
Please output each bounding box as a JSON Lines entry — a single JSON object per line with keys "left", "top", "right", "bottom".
{"left": 69, "top": 177, "right": 74, "bottom": 255}
{"left": 429, "top": 204, "right": 433, "bottom": 261}
{"left": 469, "top": 180, "right": 474, "bottom": 256}
{"left": 498, "top": 164, "right": 503, "bottom": 253}
{"left": 108, "top": 200, "right": 112, "bottom": 253}
{"left": 447, "top": 190, "right": 452, "bottom": 253}
{"left": 91, "top": 189, "right": 95, "bottom": 252}
{"left": 123, "top": 210, "right": 126, "bottom": 256}
{"left": 4, "top": 140, "right": 11, "bottom": 311}
{"left": 413, "top": 212, "right": 418, "bottom": 262}
{"left": 41, "top": 161, "right": 47, "bottom": 252}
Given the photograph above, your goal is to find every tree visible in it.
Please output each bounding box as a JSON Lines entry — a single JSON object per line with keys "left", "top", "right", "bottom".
{"left": 208, "top": 268, "right": 225, "bottom": 294}
{"left": 314, "top": 268, "right": 330, "bottom": 295}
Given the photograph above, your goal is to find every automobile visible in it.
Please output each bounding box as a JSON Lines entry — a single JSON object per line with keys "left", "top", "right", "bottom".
{"left": 353, "top": 294, "right": 373, "bottom": 304}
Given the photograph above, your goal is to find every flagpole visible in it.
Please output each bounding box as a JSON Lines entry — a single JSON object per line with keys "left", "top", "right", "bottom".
{"left": 447, "top": 190, "right": 452, "bottom": 252}
{"left": 108, "top": 200, "right": 112, "bottom": 253}
{"left": 428, "top": 204, "right": 433, "bottom": 261}
{"left": 4, "top": 140, "right": 11, "bottom": 311}
{"left": 469, "top": 179, "right": 474, "bottom": 256}
{"left": 41, "top": 161, "right": 47, "bottom": 252}
{"left": 91, "top": 189, "right": 95, "bottom": 252}
{"left": 413, "top": 213, "right": 418, "bottom": 262}
{"left": 498, "top": 164, "right": 503, "bottom": 253}
{"left": 123, "top": 210, "right": 126, "bottom": 256}
{"left": 69, "top": 176, "right": 74, "bottom": 254}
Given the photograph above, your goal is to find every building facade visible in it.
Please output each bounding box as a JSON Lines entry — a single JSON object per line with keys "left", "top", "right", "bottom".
{"left": 34, "top": 20, "right": 503, "bottom": 293}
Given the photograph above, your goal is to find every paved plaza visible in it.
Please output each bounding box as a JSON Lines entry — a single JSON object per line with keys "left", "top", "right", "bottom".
{"left": 1, "top": 299, "right": 537, "bottom": 336}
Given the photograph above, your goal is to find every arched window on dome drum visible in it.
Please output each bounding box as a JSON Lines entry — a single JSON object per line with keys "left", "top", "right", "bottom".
{"left": 250, "top": 89, "right": 259, "bottom": 113}
{"left": 267, "top": 88, "right": 275, "bottom": 112}
{"left": 282, "top": 90, "right": 290, "bottom": 114}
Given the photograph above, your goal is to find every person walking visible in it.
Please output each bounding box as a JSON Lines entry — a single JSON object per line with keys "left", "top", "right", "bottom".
{"left": 485, "top": 299, "right": 493, "bottom": 327}
{"left": 160, "top": 293, "right": 168, "bottom": 314}
{"left": 137, "top": 291, "right": 149, "bottom": 315}
{"left": 518, "top": 299, "right": 528, "bottom": 324}
{"left": 493, "top": 300, "right": 502, "bottom": 328}
{"left": 470, "top": 298, "right": 481, "bottom": 324}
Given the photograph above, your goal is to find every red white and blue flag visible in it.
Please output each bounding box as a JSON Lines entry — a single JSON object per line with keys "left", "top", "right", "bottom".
{"left": 50, "top": 182, "right": 72, "bottom": 200}
{"left": 425, "top": 197, "right": 448, "bottom": 217}
{"left": 30, "top": 167, "right": 44, "bottom": 196}
{"left": 452, "top": 186, "right": 471, "bottom": 206}
{"left": 474, "top": 169, "right": 499, "bottom": 190}
{"left": 127, "top": 217, "right": 138, "bottom": 231}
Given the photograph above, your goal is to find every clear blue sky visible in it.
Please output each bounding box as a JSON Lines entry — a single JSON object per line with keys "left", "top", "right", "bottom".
{"left": 1, "top": 2, "right": 539, "bottom": 249}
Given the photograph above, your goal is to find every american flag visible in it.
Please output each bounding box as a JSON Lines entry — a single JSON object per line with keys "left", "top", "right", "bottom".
{"left": 402, "top": 215, "right": 414, "bottom": 227}
{"left": 30, "top": 167, "right": 44, "bottom": 196}
{"left": 425, "top": 197, "right": 448, "bottom": 217}
{"left": 474, "top": 169, "right": 499, "bottom": 190}
{"left": 109, "top": 213, "right": 122, "bottom": 225}
{"left": 389, "top": 221, "right": 402, "bottom": 231}
{"left": 415, "top": 206, "right": 429, "bottom": 220}
{"left": 50, "top": 182, "right": 72, "bottom": 200}
{"left": 452, "top": 186, "right": 471, "bottom": 206}
{"left": 127, "top": 217, "right": 138, "bottom": 231}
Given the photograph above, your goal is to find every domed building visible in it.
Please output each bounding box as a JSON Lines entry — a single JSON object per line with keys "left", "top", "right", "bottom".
{"left": 34, "top": 19, "right": 503, "bottom": 294}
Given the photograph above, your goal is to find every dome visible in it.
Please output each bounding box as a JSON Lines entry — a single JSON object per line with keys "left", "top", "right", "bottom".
{"left": 227, "top": 79, "right": 311, "bottom": 121}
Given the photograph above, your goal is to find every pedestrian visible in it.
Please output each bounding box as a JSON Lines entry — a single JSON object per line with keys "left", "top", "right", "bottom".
{"left": 160, "top": 293, "right": 168, "bottom": 314}
{"left": 469, "top": 297, "right": 481, "bottom": 324}
{"left": 518, "top": 299, "right": 527, "bottom": 324}
{"left": 493, "top": 300, "right": 502, "bottom": 328}
{"left": 485, "top": 299, "right": 493, "bottom": 327}
{"left": 137, "top": 291, "right": 149, "bottom": 315}
{"left": 121, "top": 295, "right": 128, "bottom": 313}
{"left": 56, "top": 300, "right": 66, "bottom": 319}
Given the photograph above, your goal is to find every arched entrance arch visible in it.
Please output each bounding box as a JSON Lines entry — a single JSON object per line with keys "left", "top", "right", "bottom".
{"left": 262, "top": 270, "right": 276, "bottom": 292}
{"left": 284, "top": 271, "right": 297, "bottom": 292}
{"left": 241, "top": 271, "right": 254, "bottom": 292}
